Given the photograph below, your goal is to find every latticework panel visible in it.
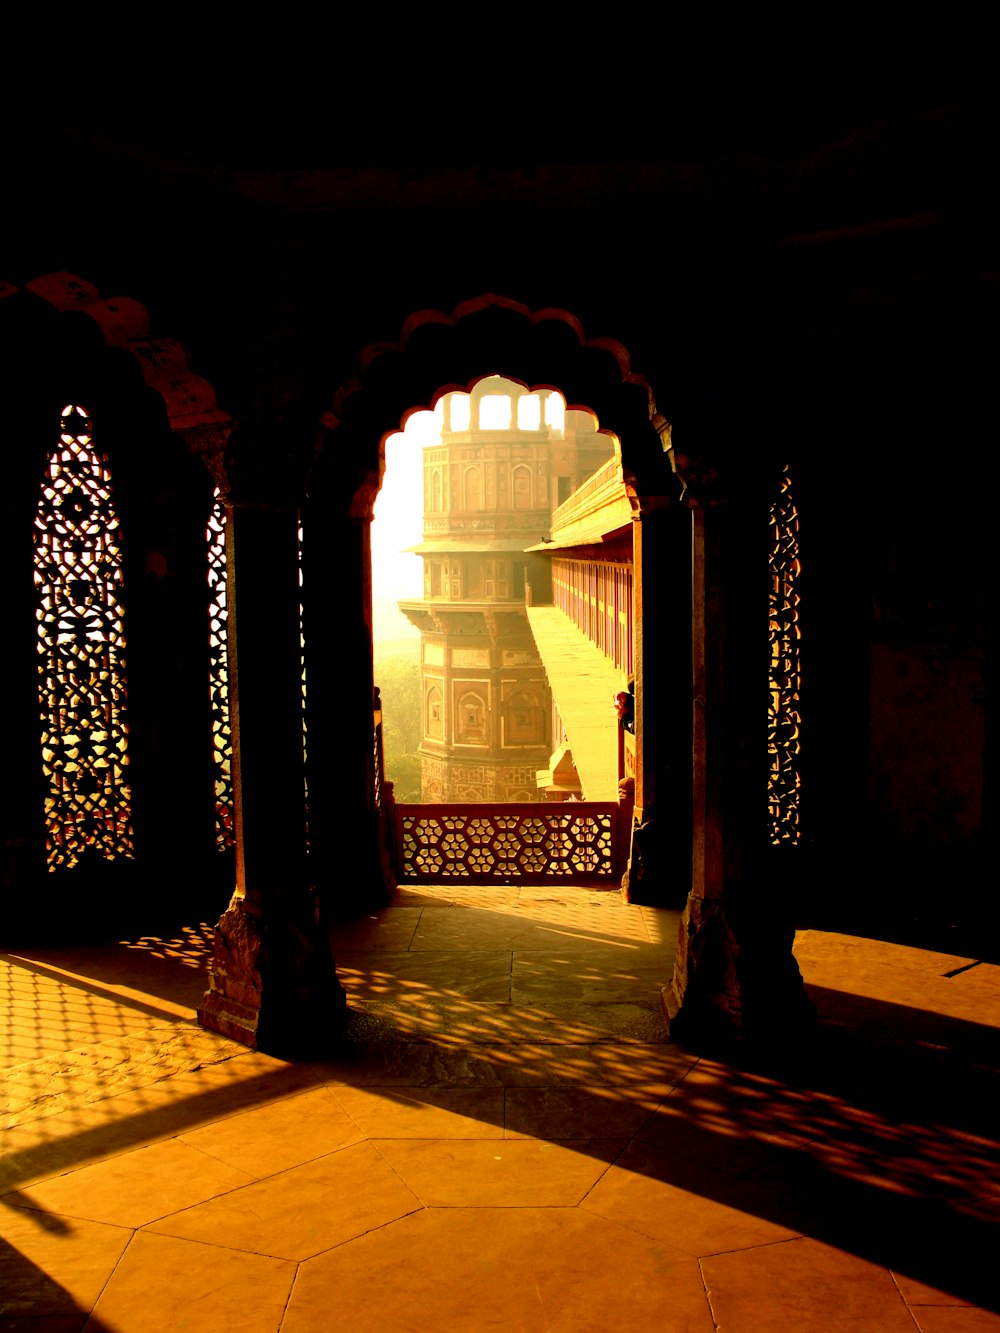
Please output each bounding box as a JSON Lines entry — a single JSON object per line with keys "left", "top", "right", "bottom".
{"left": 768, "top": 464, "right": 802, "bottom": 845}
{"left": 373, "top": 700, "right": 384, "bottom": 814}
{"left": 206, "top": 493, "right": 233, "bottom": 850}
{"left": 33, "top": 405, "right": 134, "bottom": 869}
{"left": 298, "top": 518, "right": 309, "bottom": 846}
{"left": 395, "top": 803, "right": 622, "bottom": 884}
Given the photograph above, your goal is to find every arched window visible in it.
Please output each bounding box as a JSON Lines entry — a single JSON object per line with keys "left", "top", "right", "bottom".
{"left": 33, "top": 404, "right": 134, "bottom": 869}
{"left": 465, "top": 466, "right": 482, "bottom": 511}
{"left": 512, "top": 464, "right": 532, "bottom": 510}
{"left": 457, "top": 689, "right": 487, "bottom": 744}
{"left": 517, "top": 394, "right": 542, "bottom": 430}
{"left": 478, "top": 394, "right": 511, "bottom": 430}
{"left": 426, "top": 682, "right": 444, "bottom": 739}
{"left": 503, "top": 688, "right": 546, "bottom": 745}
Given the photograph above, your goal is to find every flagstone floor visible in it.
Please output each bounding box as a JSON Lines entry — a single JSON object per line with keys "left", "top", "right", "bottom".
{"left": 2, "top": 883, "right": 998, "bottom": 1331}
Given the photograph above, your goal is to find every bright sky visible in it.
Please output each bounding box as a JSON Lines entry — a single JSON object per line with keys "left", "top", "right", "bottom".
{"left": 371, "top": 406, "right": 439, "bottom": 643}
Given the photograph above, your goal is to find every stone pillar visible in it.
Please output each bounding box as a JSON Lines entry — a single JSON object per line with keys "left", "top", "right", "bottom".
{"left": 662, "top": 455, "right": 813, "bottom": 1047}
{"left": 299, "top": 473, "right": 392, "bottom": 917}
{"left": 621, "top": 495, "right": 692, "bottom": 907}
{"left": 198, "top": 429, "right": 347, "bottom": 1054}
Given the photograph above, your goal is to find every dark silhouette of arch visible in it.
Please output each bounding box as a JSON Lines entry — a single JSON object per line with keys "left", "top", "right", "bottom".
{"left": 0, "top": 272, "right": 231, "bottom": 940}
{"left": 312, "top": 294, "right": 674, "bottom": 511}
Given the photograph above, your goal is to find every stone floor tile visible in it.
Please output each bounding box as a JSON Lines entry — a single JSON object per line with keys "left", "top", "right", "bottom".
{"left": 445, "top": 1040, "right": 694, "bottom": 1089}
{"left": 347, "top": 997, "right": 669, "bottom": 1045}
{"left": 637, "top": 1077, "right": 814, "bottom": 1175}
{"left": 311, "top": 1036, "right": 692, "bottom": 1091}
{"left": 7, "top": 1138, "right": 256, "bottom": 1229}
{"left": 504, "top": 1085, "right": 663, "bottom": 1140}
{"left": 0, "top": 1315, "right": 89, "bottom": 1331}
{"left": 91, "top": 1230, "right": 295, "bottom": 1333}
{"left": 802, "top": 1114, "right": 1000, "bottom": 1203}
{"left": 393, "top": 886, "right": 521, "bottom": 908}
{"left": 516, "top": 886, "right": 644, "bottom": 907}
{"left": 285, "top": 1206, "right": 715, "bottom": 1332}
{"left": 907, "top": 1310, "right": 1000, "bottom": 1330}
{"left": 372, "top": 1137, "right": 624, "bottom": 1206}
{"left": 176, "top": 1085, "right": 365, "bottom": 1175}
{"left": 327, "top": 907, "right": 422, "bottom": 951}
{"left": 893, "top": 1270, "right": 978, "bottom": 1306}
{"left": 334, "top": 949, "right": 513, "bottom": 1002}
{"left": 329, "top": 1085, "right": 505, "bottom": 1138}
{"left": 2, "top": 1024, "right": 244, "bottom": 1131}
{"left": 145, "top": 1141, "right": 421, "bottom": 1260}
{"left": 0, "top": 1056, "right": 321, "bottom": 1193}
{"left": 635, "top": 904, "right": 684, "bottom": 944}
{"left": 409, "top": 901, "right": 654, "bottom": 950}
{"left": 310, "top": 1037, "right": 510, "bottom": 1088}
{"left": 0, "top": 950, "right": 205, "bottom": 1069}
{"left": 510, "top": 947, "right": 674, "bottom": 1004}
{"left": 581, "top": 1140, "right": 805, "bottom": 1257}
{"left": 794, "top": 932, "right": 1000, "bottom": 1012}
{"left": 701, "top": 1235, "right": 924, "bottom": 1331}
{"left": 0, "top": 1203, "right": 130, "bottom": 1318}
{"left": 541, "top": 902, "right": 666, "bottom": 945}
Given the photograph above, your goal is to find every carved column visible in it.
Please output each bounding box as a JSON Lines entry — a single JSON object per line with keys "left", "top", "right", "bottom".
{"left": 662, "top": 445, "right": 813, "bottom": 1046}
{"left": 197, "top": 426, "right": 347, "bottom": 1054}
{"left": 299, "top": 461, "right": 392, "bottom": 916}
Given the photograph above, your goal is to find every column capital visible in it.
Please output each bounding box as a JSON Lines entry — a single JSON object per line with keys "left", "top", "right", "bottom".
{"left": 211, "top": 421, "right": 315, "bottom": 510}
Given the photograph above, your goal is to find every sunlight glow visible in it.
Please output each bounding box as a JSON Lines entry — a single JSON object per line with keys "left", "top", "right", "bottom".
{"left": 479, "top": 394, "right": 512, "bottom": 429}
{"left": 372, "top": 410, "right": 440, "bottom": 645}
{"left": 450, "top": 395, "right": 471, "bottom": 431}
{"left": 517, "top": 395, "right": 541, "bottom": 430}
{"left": 545, "top": 394, "right": 565, "bottom": 432}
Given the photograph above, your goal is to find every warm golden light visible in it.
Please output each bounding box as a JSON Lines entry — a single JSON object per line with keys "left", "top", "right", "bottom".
{"left": 33, "top": 405, "right": 133, "bottom": 869}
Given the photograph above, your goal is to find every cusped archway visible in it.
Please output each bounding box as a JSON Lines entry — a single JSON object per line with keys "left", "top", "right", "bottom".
{"left": 300, "top": 294, "right": 685, "bottom": 915}
{"left": 310, "top": 293, "right": 674, "bottom": 517}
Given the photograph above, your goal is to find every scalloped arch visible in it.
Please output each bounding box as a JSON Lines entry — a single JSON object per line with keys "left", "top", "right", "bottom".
{"left": 318, "top": 294, "right": 668, "bottom": 493}
{"left": 6, "top": 271, "right": 233, "bottom": 447}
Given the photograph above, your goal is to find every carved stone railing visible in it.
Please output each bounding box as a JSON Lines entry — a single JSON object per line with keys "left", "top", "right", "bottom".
{"left": 548, "top": 455, "right": 633, "bottom": 538}
{"left": 393, "top": 802, "right": 629, "bottom": 886}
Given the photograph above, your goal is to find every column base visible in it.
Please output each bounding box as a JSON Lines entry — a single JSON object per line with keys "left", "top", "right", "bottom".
{"left": 663, "top": 892, "right": 815, "bottom": 1051}
{"left": 198, "top": 897, "right": 349, "bottom": 1056}
{"left": 621, "top": 815, "right": 690, "bottom": 907}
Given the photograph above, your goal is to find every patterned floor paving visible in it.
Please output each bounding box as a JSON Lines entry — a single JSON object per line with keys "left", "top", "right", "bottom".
{"left": 2, "top": 888, "right": 998, "bottom": 1330}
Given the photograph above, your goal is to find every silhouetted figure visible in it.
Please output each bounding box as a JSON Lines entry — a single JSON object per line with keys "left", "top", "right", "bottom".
{"left": 613, "top": 678, "right": 635, "bottom": 733}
